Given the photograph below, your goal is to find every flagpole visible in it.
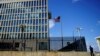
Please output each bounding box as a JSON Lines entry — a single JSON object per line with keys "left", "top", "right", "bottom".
{"left": 60, "top": 19, "right": 63, "bottom": 48}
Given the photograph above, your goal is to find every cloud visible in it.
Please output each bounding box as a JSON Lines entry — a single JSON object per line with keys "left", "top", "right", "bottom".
{"left": 98, "top": 20, "right": 100, "bottom": 24}
{"left": 49, "top": 20, "right": 55, "bottom": 29}
{"left": 72, "top": 0, "right": 80, "bottom": 3}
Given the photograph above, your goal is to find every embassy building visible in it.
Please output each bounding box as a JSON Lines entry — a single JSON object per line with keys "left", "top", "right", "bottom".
{"left": 0, "top": 0, "right": 49, "bottom": 51}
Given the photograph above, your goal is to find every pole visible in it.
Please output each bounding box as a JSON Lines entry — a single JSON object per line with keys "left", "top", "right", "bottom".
{"left": 77, "top": 27, "right": 83, "bottom": 51}
{"left": 60, "top": 20, "right": 63, "bottom": 48}
{"left": 73, "top": 29, "right": 76, "bottom": 51}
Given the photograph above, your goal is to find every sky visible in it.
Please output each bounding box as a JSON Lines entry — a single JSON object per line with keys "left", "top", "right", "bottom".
{"left": 48, "top": 0, "right": 100, "bottom": 51}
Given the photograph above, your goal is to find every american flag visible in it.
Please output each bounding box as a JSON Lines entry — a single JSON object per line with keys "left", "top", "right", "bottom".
{"left": 54, "top": 16, "right": 60, "bottom": 22}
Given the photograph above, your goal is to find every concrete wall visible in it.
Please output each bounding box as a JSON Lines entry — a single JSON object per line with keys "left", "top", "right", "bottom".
{"left": 0, "top": 51, "right": 92, "bottom": 56}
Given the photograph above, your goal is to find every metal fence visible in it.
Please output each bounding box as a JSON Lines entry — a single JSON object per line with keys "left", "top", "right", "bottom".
{"left": 0, "top": 37, "right": 87, "bottom": 51}
{"left": 49, "top": 37, "right": 87, "bottom": 51}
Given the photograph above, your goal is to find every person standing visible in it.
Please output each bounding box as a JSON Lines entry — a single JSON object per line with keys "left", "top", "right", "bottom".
{"left": 89, "top": 46, "right": 94, "bottom": 56}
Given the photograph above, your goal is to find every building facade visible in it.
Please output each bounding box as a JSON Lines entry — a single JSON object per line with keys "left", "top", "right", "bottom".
{"left": 96, "top": 36, "right": 100, "bottom": 51}
{"left": 0, "top": 0, "right": 49, "bottom": 51}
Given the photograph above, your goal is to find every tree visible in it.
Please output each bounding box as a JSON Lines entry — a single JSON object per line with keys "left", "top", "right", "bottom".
{"left": 19, "top": 24, "right": 26, "bottom": 51}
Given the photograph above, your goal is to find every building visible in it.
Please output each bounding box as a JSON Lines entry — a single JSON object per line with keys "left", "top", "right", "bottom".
{"left": 96, "top": 36, "right": 100, "bottom": 51}
{"left": 0, "top": 0, "right": 49, "bottom": 51}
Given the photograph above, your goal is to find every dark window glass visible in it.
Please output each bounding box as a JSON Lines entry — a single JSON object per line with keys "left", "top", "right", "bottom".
{"left": 45, "top": 25, "right": 47, "bottom": 31}
{"left": 42, "top": 19, "right": 44, "bottom": 24}
{"left": 0, "top": 15, "right": 1, "bottom": 20}
{"left": 39, "top": 0, "right": 41, "bottom": 6}
{"left": 42, "top": 26, "right": 44, "bottom": 32}
{"left": 32, "top": 19, "right": 35, "bottom": 25}
{"left": 45, "top": 33, "right": 47, "bottom": 38}
{"left": 39, "top": 19, "right": 41, "bottom": 24}
{"left": 45, "top": 0, "right": 46, "bottom": 5}
{"left": 42, "top": 13, "right": 45, "bottom": 18}
{"left": 29, "top": 1, "right": 34, "bottom": 7}
{"left": 39, "top": 13, "right": 42, "bottom": 18}
{"left": 36, "top": 26, "right": 38, "bottom": 32}
{"left": 42, "top": 0, "right": 45, "bottom": 6}
{"left": 24, "top": 1, "right": 28, "bottom": 7}
{"left": 36, "top": 19, "right": 38, "bottom": 25}
{"left": 39, "top": 26, "right": 41, "bottom": 32}
{"left": 45, "top": 19, "right": 47, "bottom": 24}
{"left": 34, "top": 1, "right": 36, "bottom": 6}
{"left": 0, "top": 4, "right": 2, "bottom": 8}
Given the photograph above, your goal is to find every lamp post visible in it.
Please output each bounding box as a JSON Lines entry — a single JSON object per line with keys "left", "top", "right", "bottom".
{"left": 76, "top": 27, "right": 83, "bottom": 51}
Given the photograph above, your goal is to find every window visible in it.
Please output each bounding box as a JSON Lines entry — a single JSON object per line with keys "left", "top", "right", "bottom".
{"left": 29, "top": 1, "right": 34, "bottom": 7}
{"left": 0, "top": 15, "right": 1, "bottom": 20}
{"left": 24, "top": 1, "right": 28, "bottom": 7}
{"left": 34, "top": 1, "right": 36, "bottom": 6}
{"left": 36, "top": 19, "right": 38, "bottom": 25}
{"left": 39, "top": 19, "right": 41, "bottom": 24}
{"left": 42, "top": 19, "right": 45, "bottom": 24}
{"left": 39, "top": 26, "right": 41, "bottom": 32}
{"left": 0, "top": 4, "right": 2, "bottom": 8}
{"left": 42, "top": 26, "right": 44, "bottom": 32}
{"left": 42, "top": 13, "right": 45, "bottom": 18}
{"left": 39, "top": 33, "right": 41, "bottom": 39}
{"left": 36, "top": 26, "right": 38, "bottom": 32}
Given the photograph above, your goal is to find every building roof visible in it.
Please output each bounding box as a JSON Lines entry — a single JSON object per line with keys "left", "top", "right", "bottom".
{"left": 0, "top": 0, "right": 34, "bottom": 3}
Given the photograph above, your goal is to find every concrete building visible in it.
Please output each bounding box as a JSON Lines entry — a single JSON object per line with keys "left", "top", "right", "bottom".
{"left": 96, "top": 36, "right": 100, "bottom": 51}
{"left": 0, "top": 0, "right": 49, "bottom": 51}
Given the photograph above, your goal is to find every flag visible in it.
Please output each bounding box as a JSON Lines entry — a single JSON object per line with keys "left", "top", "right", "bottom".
{"left": 54, "top": 16, "right": 60, "bottom": 22}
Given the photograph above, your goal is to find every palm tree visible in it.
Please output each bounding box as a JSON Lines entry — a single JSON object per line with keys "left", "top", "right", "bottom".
{"left": 19, "top": 24, "right": 26, "bottom": 51}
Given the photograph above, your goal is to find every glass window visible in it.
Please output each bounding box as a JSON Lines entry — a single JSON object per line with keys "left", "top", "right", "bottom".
{"left": 37, "top": 1, "right": 38, "bottom": 6}
{"left": 31, "top": 13, "right": 35, "bottom": 18}
{"left": 45, "top": 25, "right": 47, "bottom": 31}
{"left": 35, "top": 13, "right": 39, "bottom": 18}
{"left": 31, "top": 7, "right": 35, "bottom": 12}
{"left": 0, "top": 15, "right": 1, "bottom": 20}
{"left": 39, "top": 0, "right": 41, "bottom": 6}
{"left": 39, "top": 13, "right": 42, "bottom": 18}
{"left": 42, "top": 19, "right": 44, "bottom": 24}
{"left": 0, "top": 4, "right": 2, "bottom": 8}
{"left": 39, "top": 33, "right": 41, "bottom": 39}
{"left": 42, "top": 0, "right": 45, "bottom": 6}
{"left": 24, "top": 1, "right": 28, "bottom": 7}
{"left": 45, "top": 33, "right": 47, "bottom": 38}
{"left": 45, "top": 19, "right": 47, "bottom": 24}
{"left": 42, "top": 26, "right": 44, "bottom": 32}
{"left": 45, "top": 0, "right": 46, "bottom": 5}
{"left": 33, "top": 19, "right": 35, "bottom": 25}
{"left": 39, "top": 19, "right": 41, "bottom": 24}
{"left": 42, "top": 13, "right": 45, "bottom": 18}
{"left": 36, "top": 26, "right": 38, "bottom": 32}
{"left": 29, "top": 1, "right": 33, "bottom": 7}
{"left": 39, "top": 26, "right": 41, "bottom": 31}
{"left": 36, "top": 19, "right": 38, "bottom": 25}
{"left": 34, "top": 1, "right": 36, "bottom": 6}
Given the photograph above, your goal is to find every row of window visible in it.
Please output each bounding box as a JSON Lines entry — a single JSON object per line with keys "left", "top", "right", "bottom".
{"left": 0, "top": 25, "right": 47, "bottom": 32}
{"left": 0, "top": 33, "right": 48, "bottom": 39}
{"left": 0, "top": 7, "right": 47, "bottom": 14}
{"left": 0, "top": 0, "right": 47, "bottom": 9}
{"left": 0, "top": 13, "right": 47, "bottom": 20}
{"left": 0, "top": 19, "right": 47, "bottom": 26}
